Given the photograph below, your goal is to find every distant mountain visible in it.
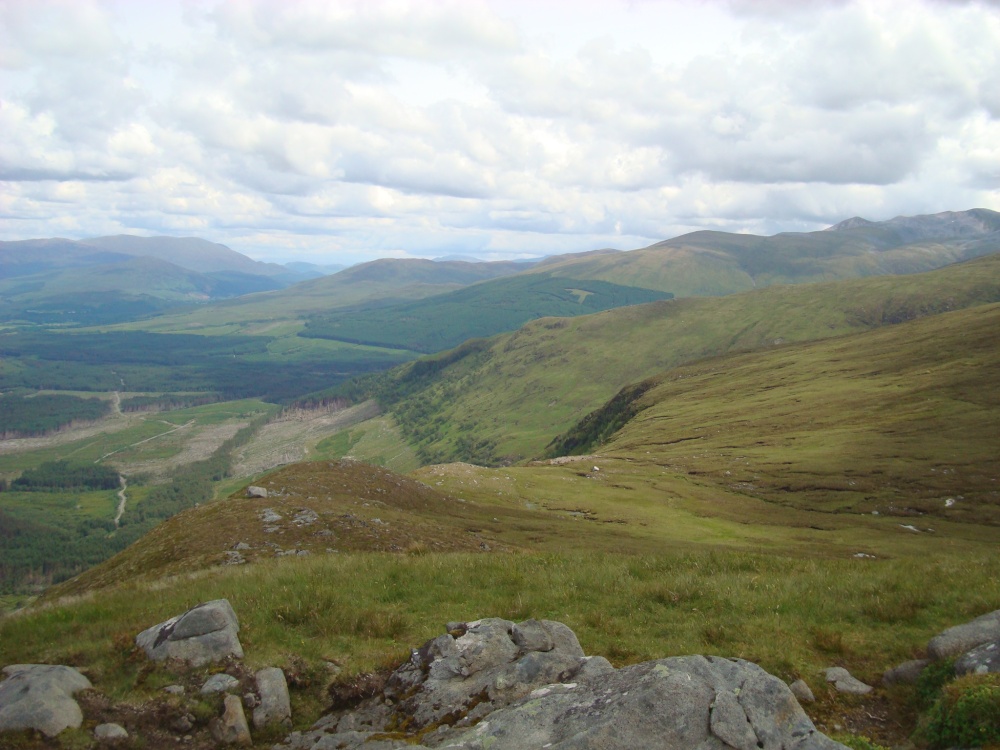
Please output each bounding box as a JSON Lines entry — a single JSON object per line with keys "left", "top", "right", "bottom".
{"left": 534, "top": 208, "right": 1000, "bottom": 297}
{"left": 283, "top": 261, "right": 348, "bottom": 279}
{"left": 0, "top": 235, "right": 302, "bottom": 283}
{"left": 0, "top": 234, "right": 319, "bottom": 324}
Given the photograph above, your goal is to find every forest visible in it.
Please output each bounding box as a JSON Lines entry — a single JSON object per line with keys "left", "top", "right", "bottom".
{"left": 0, "top": 392, "right": 111, "bottom": 437}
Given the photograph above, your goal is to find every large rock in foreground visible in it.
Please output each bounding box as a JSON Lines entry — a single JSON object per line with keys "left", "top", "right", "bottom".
{"left": 927, "top": 608, "right": 1000, "bottom": 660}
{"left": 135, "top": 599, "right": 243, "bottom": 667}
{"left": 280, "top": 617, "right": 847, "bottom": 750}
{"left": 0, "top": 664, "right": 93, "bottom": 737}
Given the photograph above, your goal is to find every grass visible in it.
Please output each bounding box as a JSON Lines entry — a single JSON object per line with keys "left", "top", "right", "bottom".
{"left": 598, "top": 301, "right": 1000, "bottom": 524}
{"left": 3, "top": 548, "right": 998, "bottom": 741}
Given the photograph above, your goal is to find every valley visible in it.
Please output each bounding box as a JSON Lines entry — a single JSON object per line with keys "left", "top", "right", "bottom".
{"left": 2, "top": 212, "right": 1000, "bottom": 748}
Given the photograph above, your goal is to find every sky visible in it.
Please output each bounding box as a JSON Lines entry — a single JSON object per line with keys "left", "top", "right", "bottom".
{"left": 2, "top": 0, "right": 999, "bottom": 265}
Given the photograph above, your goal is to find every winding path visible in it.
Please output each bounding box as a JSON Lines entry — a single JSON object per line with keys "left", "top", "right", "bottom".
{"left": 113, "top": 474, "right": 127, "bottom": 528}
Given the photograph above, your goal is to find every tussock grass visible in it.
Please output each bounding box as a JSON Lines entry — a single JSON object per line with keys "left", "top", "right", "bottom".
{"left": 4, "top": 549, "right": 998, "bottom": 714}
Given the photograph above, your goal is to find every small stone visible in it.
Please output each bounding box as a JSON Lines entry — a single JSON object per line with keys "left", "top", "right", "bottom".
{"left": 202, "top": 673, "right": 240, "bottom": 694}
{"left": 209, "top": 694, "right": 252, "bottom": 746}
{"left": 246, "top": 486, "right": 268, "bottom": 498}
{"left": 824, "top": 667, "right": 873, "bottom": 694}
{"left": 171, "top": 715, "right": 193, "bottom": 732}
{"left": 243, "top": 692, "right": 258, "bottom": 709}
{"left": 164, "top": 685, "right": 185, "bottom": 695}
{"left": 883, "top": 659, "right": 930, "bottom": 685}
{"left": 94, "top": 722, "right": 128, "bottom": 741}
{"left": 789, "top": 678, "right": 815, "bottom": 703}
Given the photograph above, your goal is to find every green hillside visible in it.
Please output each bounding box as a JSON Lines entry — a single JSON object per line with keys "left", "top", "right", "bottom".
{"left": 129, "top": 257, "right": 532, "bottom": 336}
{"left": 301, "top": 273, "right": 671, "bottom": 352}
{"left": 350, "top": 253, "right": 1000, "bottom": 465}
{"left": 551, "top": 301, "right": 1000, "bottom": 524}
{"left": 533, "top": 208, "right": 1000, "bottom": 297}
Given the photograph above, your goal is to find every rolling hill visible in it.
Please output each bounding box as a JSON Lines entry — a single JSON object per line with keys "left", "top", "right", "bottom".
{"left": 0, "top": 236, "right": 312, "bottom": 324}
{"left": 340, "top": 252, "right": 1000, "bottom": 466}
{"left": 301, "top": 272, "right": 671, "bottom": 352}
{"left": 532, "top": 208, "right": 1000, "bottom": 297}
{"left": 128, "top": 257, "right": 535, "bottom": 336}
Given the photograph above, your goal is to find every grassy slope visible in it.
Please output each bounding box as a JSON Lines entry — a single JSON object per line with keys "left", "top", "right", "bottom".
{"left": 301, "top": 273, "right": 670, "bottom": 352}
{"left": 374, "top": 253, "right": 1000, "bottom": 464}
{"left": 595, "top": 301, "right": 1000, "bottom": 524}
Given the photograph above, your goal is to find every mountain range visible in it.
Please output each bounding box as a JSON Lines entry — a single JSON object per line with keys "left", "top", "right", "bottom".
{"left": 2, "top": 208, "right": 1000, "bottom": 748}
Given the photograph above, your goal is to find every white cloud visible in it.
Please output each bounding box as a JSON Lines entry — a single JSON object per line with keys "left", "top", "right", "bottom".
{"left": 1, "top": 0, "right": 998, "bottom": 263}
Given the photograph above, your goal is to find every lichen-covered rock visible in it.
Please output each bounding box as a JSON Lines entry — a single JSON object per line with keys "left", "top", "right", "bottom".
{"left": 277, "top": 619, "right": 848, "bottom": 750}
{"left": 927, "top": 608, "right": 1000, "bottom": 660}
{"left": 955, "top": 639, "right": 1000, "bottom": 676}
{"left": 0, "top": 664, "right": 93, "bottom": 738}
{"left": 135, "top": 599, "right": 243, "bottom": 667}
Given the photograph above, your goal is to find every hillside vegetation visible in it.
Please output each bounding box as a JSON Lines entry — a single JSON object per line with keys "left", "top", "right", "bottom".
{"left": 347, "top": 253, "right": 1000, "bottom": 466}
{"left": 301, "top": 273, "right": 671, "bottom": 352}
{"left": 533, "top": 208, "right": 1000, "bottom": 297}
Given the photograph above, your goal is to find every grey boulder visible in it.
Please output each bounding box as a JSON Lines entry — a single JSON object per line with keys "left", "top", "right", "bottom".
{"left": 278, "top": 618, "right": 848, "bottom": 750}
{"left": 955, "top": 640, "right": 1000, "bottom": 676}
{"left": 927, "top": 608, "right": 1000, "bottom": 660}
{"left": 253, "top": 667, "right": 291, "bottom": 729}
{"left": 444, "top": 656, "right": 847, "bottom": 750}
{"left": 824, "top": 667, "right": 873, "bottom": 695}
{"left": 210, "top": 694, "right": 252, "bottom": 746}
{"left": 135, "top": 599, "right": 243, "bottom": 667}
{"left": 0, "top": 664, "right": 93, "bottom": 737}
{"left": 94, "top": 722, "right": 129, "bottom": 741}
{"left": 882, "top": 659, "right": 930, "bottom": 685}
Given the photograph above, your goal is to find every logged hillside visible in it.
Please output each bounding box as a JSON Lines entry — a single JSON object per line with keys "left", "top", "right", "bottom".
{"left": 533, "top": 208, "right": 1000, "bottom": 297}
{"left": 354, "top": 253, "right": 1000, "bottom": 466}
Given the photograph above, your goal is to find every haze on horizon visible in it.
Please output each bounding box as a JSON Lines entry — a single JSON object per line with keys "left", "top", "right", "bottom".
{"left": 2, "top": 0, "right": 999, "bottom": 266}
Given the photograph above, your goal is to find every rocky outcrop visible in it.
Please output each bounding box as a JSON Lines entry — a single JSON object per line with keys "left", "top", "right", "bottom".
{"left": 0, "top": 664, "right": 93, "bottom": 737}
{"left": 883, "top": 607, "right": 1000, "bottom": 685}
{"left": 135, "top": 599, "right": 243, "bottom": 666}
{"left": 279, "top": 618, "right": 847, "bottom": 750}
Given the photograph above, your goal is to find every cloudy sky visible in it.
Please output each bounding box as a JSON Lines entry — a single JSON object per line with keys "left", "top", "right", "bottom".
{"left": 2, "top": 0, "right": 999, "bottom": 265}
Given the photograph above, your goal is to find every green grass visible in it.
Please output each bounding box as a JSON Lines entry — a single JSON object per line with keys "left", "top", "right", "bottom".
{"left": 3, "top": 548, "right": 998, "bottom": 738}
{"left": 596, "top": 301, "right": 1000, "bottom": 524}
